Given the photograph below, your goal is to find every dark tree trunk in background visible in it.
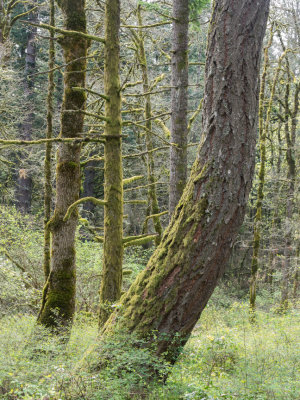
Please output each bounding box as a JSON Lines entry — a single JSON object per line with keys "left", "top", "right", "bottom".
{"left": 169, "top": 0, "right": 189, "bottom": 217}
{"left": 82, "top": 161, "right": 97, "bottom": 216}
{"left": 97, "top": 0, "right": 270, "bottom": 364}
{"left": 16, "top": 11, "right": 37, "bottom": 213}
{"left": 38, "top": 0, "right": 88, "bottom": 330}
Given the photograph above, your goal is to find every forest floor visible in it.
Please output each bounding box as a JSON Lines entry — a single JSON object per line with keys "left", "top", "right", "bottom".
{"left": 0, "top": 286, "right": 299, "bottom": 400}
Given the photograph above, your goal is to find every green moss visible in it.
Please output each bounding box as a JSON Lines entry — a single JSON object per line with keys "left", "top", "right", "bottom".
{"left": 48, "top": 211, "right": 63, "bottom": 232}
{"left": 57, "top": 161, "right": 79, "bottom": 174}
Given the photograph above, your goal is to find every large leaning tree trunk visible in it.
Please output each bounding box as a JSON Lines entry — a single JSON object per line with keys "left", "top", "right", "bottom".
{"left": 169, "top": 0, "right": 189, "bottom": 218}
{"left": 98, "top": 0, "right": 123, "bottom": 327}
{"left": 97, "top": 0, "right": 270, "bottom": 363}
{"left": 38, "top": 0, "right": 88, "bottom": 329}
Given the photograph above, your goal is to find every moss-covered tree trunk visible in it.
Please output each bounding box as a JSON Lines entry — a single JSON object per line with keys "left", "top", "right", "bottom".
{"left": 97, "top": 0, "right": 270, "bottom": 363}
{"left": 98, "top": 0, "right": 123, "bottom": 327}
{"left": 281, "top": 80, "right": 299, "bottom": 308}
{"left": 43, "top": 0, "right": 55, "bottom": 282}
{"left": 169, "top": 0, "right": 189, "bottom": 217}
{"left": 38, "top": 0, "right": 88, "bottom": 329}
{"left": 136, "top": 5, "right": 163, "bottom": 246}
{"left": 249, "top": 25, "right": 274, "bottom": 316}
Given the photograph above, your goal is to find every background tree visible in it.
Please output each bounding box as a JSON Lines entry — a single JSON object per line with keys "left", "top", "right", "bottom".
{"left": 169, "top": 0, "right": 189, "bottom": 217}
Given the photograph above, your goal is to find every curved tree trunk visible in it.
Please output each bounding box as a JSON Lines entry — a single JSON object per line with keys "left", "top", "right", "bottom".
{"left": 38, "top": 0, "right": 88, "bottom": 330}
{"left": 169, "top": 0, "right": 189, "bottom": 217}
{"left": 97, "top": 0, "right": 270, "bottom": 363}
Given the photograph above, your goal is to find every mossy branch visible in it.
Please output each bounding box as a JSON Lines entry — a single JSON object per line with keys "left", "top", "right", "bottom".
{"left": 63, "top": 109, "right": 110, "bottom": 122}
{"left": 122, "top": 108, "right": 144, "bottom": 114}
{"left": 149, "top": 73, "right": 166, "bottom": 91}
{"left": 123, "top": 121, "right": 172, "bottom": 146}
{"left": 123, "top": 112, "right": 171, "bottom": 125}
{"left": 123, "top": 145, "right": 169, "bottom": 159}
{"left": 124, "top": 181, "right": 167, "bottom": 192}
{"left": 144, "top": 210, "right": 168, "bottom": 222}
{"left": 121, "top": 21, "right": 172, "bottom": 29}
{"left": 123, "top": 175, "right": 144, "bottom": 186}
{"left": 21, "top": 21, "right": 106, "bottom": 43}
{"left": 63, "top": 197, "right": 107, "bottom": 222}
{"left": 124, "top": 200, "right": 147, "bottom": 204}
{"left": 123, "top": 234, "right": 157, "bottom": 248}
{"left": 81, "top": 156, "right": 104, "bottom": 166}
{"left": 154, "top": 119, "right": 171, "bottom": 138}
{"left": 10, "top": 6, "right": 39, "bottom": 28}
{"left": 121, "top": 80, "right": 143, "bottom": 90}
{"left": 0, "top": 137, "right": 105, "bottom": 146}
{"left": 187, "top": 98, "right": 203, "bottom": 134}
{"left": 73, "top": 87, "right": 110, "bottom": 101}
{"left": 123, "top": 88, "right": 170, "bottom": 97}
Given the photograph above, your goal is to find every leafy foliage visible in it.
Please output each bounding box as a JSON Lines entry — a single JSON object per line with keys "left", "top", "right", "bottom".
{"left": 0, "top": 287, "right": 299, "bottom": 399}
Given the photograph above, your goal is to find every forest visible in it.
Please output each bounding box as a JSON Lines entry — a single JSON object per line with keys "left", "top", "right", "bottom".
{"left": 0, "top": 0, "right": 299, "bottom": 399}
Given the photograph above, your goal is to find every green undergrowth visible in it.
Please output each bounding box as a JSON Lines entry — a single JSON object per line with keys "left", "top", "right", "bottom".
{"left": 0, "top": 289, "right": 299, "bottom": 400}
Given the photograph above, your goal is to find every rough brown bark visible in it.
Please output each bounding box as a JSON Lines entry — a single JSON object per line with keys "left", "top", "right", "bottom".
{"left": 169, "top": 0, "right": 189, "bottom": 217}
{"left": 38, "top": 0, "right": 88, "bottom": 330}
{"left": 98, "top": 0, "right": 270, "bottom": 363}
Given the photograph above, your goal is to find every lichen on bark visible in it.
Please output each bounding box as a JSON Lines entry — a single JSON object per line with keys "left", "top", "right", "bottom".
{"left": 38, "top": 0, "right": 89, "bottom": 331}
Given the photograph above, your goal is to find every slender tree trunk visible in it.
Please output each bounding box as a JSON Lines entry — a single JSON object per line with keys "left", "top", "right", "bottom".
{"left": 281, "top": 81, "right": 299, "bottom": 309}
{"left": 293, "top": 243, "right": 299, "bottom": 300}
{"left": 267, "top": 121, "right": 282, "bottom": 288}
{"left": 137, "top": 5, "right": 163, "bottom": 245}
{"left": 249, "top": 25, "right": 274, "bottom": 316}
{"left": 43, "top": 0, "right": 55, "bottom": 282}
{"left": 96, "top": 0, "right": 270, "bottom": 364}
{"left": 38, "top": 0, "right": 88, "bottom": 330}
{"left": 98, "top": 0, "right": 123, "bottom": 327}
{"left": 16, "top": 11, "right": 37, "bottom": 213}
{"left": 169, "top": 0, "right": 189, "bottom": 217}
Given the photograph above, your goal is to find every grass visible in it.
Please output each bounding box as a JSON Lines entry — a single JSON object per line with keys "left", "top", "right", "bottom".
{"left": 0, "top": 287, "right": 299, "bottom": 400}
{"left": 164, "top": 293, "right": 300, "bottom": 400}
